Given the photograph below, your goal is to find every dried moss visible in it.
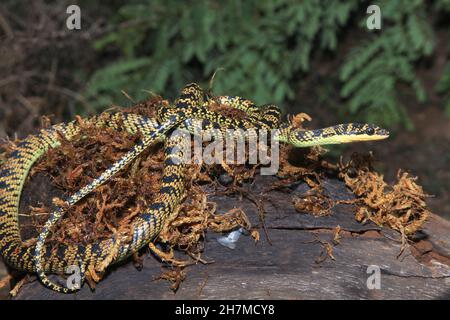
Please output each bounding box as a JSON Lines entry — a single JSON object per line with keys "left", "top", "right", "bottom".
{"left": 338, "top": 153, "right": 431, "bottom": 236}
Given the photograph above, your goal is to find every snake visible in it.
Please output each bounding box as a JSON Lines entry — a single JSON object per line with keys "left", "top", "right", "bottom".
{"left": 0, "top": 83, "right": 389, "bottom": 293}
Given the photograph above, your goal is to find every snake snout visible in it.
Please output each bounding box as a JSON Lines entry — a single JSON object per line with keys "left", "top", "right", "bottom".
{"left": 379, "top": 128, "right": 390, "bottom": 137}
{"left": 369, "top": 125, "right": 390, "bottom": 139}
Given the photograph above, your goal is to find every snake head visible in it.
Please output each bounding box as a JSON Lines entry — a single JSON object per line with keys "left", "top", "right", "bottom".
{"left": 336, "top": 123, "right": 390, "bottom": 142}
{"left": 285, "top": 123, "right": 390, "bottom": 147}
{"left": 327, "top": 123, "right": 390, "bottom": 142}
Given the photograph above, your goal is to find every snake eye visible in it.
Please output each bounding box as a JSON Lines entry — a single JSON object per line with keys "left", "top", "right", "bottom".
{"left": 366, "top": 127, "right": 375, "bottom": 135}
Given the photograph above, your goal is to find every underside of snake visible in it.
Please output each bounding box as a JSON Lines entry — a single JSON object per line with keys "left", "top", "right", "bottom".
{"left": 0, "top": 84, "right": 389, "bottom": 293}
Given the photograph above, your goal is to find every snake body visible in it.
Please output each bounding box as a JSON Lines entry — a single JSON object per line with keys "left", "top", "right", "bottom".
{"left": 0, "top": 84, "right": 389, "bottom": 293}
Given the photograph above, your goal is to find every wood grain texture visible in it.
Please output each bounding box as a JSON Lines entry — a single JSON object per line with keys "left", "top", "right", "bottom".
{"left": 0, "top": 260, "right": 7, "bottom": 299}
{"left": 8, "top": 175, "right": 450, "bottom": 300}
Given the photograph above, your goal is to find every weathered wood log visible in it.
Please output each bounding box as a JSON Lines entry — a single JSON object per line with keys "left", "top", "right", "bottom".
{"left": 0, "top": 262, "right": 7, "bottom": 300}
{"left": 8, "top": 174, "right": 450, "bottom": 299}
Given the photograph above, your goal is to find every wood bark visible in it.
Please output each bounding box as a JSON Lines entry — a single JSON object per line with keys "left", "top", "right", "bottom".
{"left": 9, "top": 174, "right": 450, "bottom": 300}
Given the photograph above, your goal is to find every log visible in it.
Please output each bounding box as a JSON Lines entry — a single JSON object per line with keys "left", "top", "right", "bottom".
{"left": 0, "top": 261, "right": 7, "bottom": 300}
{"left": 8, "top": 174, "right": 450, "bottom": 300}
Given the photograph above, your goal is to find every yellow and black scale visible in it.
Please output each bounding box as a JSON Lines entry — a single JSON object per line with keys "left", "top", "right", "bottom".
{"left": 0, "top": 83, "right": 389, "bottom": 293}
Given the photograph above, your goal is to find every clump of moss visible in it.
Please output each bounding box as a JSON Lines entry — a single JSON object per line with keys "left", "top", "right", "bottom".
{"left": 338, "top": 153, "right": 430, "bottom": 237}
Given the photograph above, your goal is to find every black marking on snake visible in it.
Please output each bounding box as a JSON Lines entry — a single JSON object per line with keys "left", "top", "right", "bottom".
{"left": 164, "top": 157, "right": 179, "bottom": 166}
{"left": 0, "top": 240, "right": 13, "bottom": 254}
{"left": 190, "top": 106, "right": 199, "bottom": 114}
{"left": 258, "top": 118, "right": 273, "bottom": 128}
{"left": 160, "top": 107, "right": 169, "bottom": 115}
{"left": 149, "top": 202, "right": 165, "bottom": 211}
{"left": 56, "top": 245, "right": 67, "bottom": 259}
{"left": 76, "top": 244, "right": 86, "bottom": 257}
{"left": 140, "top": 213, "right": 157, "bottom": 229}
{"left": 0, "top": 180, "right": 8, "bottom": 190}
{"left": 202, "top": 119, "right": 211, "bottom": 127}
{"left": 91, "top": 243, "right": 101, "bottom": 256}
{"left": 160, "top": 186, "right": 177, "bottom": 195}
{"left": 162, "top": 174, "right": 179, "bottom": 184}
{"left": 176, "top": 101, "right": 189, "bottom": 109}
{"left": 16, "top": 140, "right": 33, "bottom": 149}
{"left": 8, "top": 150, "right": 21, "bottom": 159}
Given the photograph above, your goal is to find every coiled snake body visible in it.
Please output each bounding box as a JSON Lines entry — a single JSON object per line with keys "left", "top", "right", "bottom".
{"left": 0, "top": 84, "right": 389, "bottom": 293}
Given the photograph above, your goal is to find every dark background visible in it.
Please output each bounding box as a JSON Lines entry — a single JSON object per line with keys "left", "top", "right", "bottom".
{"left": 0, "top": 0, "right": 449, "bottom": 219}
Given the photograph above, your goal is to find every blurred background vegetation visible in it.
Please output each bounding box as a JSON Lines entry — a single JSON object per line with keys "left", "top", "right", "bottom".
{"left": 0, "top": 0, "right": 449, "bottom": 218}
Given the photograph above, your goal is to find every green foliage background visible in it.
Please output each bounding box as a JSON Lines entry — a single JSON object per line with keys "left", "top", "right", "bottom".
{"left": 83, "top": 0, "right": 450, "bottom": 127}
